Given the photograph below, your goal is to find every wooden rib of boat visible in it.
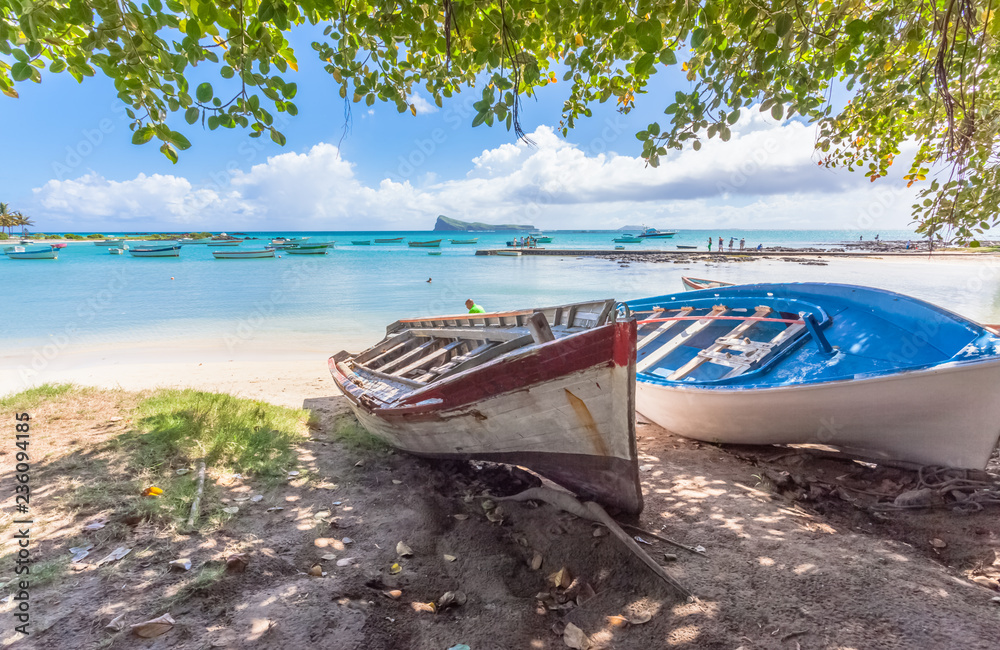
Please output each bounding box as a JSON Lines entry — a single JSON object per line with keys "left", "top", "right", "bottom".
{"left": 329, "top": 300, "right": 642, "bottom": 513}
{"left": 626, "top": 282, "right": 1000, "bottom": 469}
{"left": 374, "top": 237, "right": 405, "bottom": 243}
{"left": 408, "top": 239, "right": 442, "bottom": 248}
{"left": 449, "top": 238, "right": 479, "bottom": 244}
{"left": 681, "top": 276, "right": 735, "bottom": 291}
{"left": 4, "top": 245, "right": 58, "bottom": 260}
{"left": 129, "top": 245, "right": 181, "bottom": 257}
{"left": 94, "top": 239, "right": 126, "bottom": 246}
{"left": 213, "top": 249, "right": 276, "bottom": 259}
{"left": 496, "top": 250, "right": 522, "bottom": 256}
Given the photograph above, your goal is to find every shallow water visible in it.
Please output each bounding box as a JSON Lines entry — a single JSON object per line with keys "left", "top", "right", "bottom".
{"left": 4, "top": 230, "right": 998, "bottom": 358}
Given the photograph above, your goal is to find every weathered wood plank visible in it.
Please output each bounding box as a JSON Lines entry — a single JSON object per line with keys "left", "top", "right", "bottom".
{"left": 637, "top": 305, "right": 727, "bottom": 374}
{"left": 668, "top": 306, "right": 771, "bottom": 380}
{"left": 393, "top": 339, "right": 466, "bottom": 377}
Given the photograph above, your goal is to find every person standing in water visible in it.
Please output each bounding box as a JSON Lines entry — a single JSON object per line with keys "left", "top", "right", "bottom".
{"left": 707, "top": 237, "right": 712, "bottom": 251}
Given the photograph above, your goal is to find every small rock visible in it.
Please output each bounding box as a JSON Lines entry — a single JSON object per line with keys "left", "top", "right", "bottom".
{"left": 638, "top": 464, "right": 654, "bottom": 472}
{"left": 175, "top": 468, "right": 190, "bottom": 476}
{"left": 392, "top": 480, "right": 402, "bottom": 485}
{"left": 169, "top": 558, "right": 192, "bottom": 571}
{"left": 266, "top": 506, "right": 284, "bottom": 512}
{"left": 893, "top": 488, "right": 937, "bottom": 508}
{"left": 663, "top": 553, "right": 678, "bottom": 562}
{"left": 396, "top": 541, "right": 413, "bottom": 557}
{"left": 222, "top": 506, "right": 239, "bottom": 515}
{"left": 336, "top": 557, "right": 356, "bottom": 567}
{"left": 592, "top": 526, "right": 607, "bottom": 538}
{"left": 563, "top": 622, "right": 591, "bottom": 649}
{"left": 226, "top": 553, "right": 249, "bottom": 573}
{"left": 287, "top": 470, "right": 301, "bottom": 477}
{"left": 530, "top": 553, "right": 543, "bottom": 571}
{"left": 444, "top": 554, "right": 457, "bottom": 562}
{"left": 308, "top": 564, "right": 323, "bottom": 577}
{"left": 109, "top": 416, "right": 123, "bottom": 422}
{"left": 930, "top": 538, "right": 947, "bottom": 549}
{"left": 991, "top": 596, "right": 1000, "bottom": 604}
{"left": 251, "top": 495, "right": 264, "bottom": 502}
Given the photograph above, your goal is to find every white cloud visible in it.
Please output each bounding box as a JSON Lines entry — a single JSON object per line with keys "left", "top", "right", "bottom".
{"left": 27, "top": 109, "right": 921, "bottom": 231}
{"left": 410, "top": 94, "right": 439, "bottom": 115}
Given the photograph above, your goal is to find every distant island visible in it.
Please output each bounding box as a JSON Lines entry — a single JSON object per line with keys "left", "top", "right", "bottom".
{"left": 433, "top": 215, "right": 535, "bottom": 232}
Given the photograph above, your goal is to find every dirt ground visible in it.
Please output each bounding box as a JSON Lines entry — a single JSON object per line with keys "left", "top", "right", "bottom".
{"left": 2, "top": 391, "right": 999, "bottom": 649}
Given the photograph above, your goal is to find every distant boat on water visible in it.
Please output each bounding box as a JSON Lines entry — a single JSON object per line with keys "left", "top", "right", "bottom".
{"left": 209, "top": 240, "right": 241, "bottom": 247}
{"left": 94, "top": 239, "right": 126, "bottom": 246}
{"left": 627, "top": 282, "right": 1000, "bottom": 470}
{"left": 213, "top": 249, "right": 276, "bottom": 259}
{"left": 408, "top": 239, "right": 442, "bottom": 248}
{"left": 374, "top": 237, "right": 405, "bottom": 243}
{"left": 449, "top": 238, "right": 479, "bottom": 244}
{"left": 270, "top": 237, "right": 310, "bottom": 247}
{"left": 5, "top": 245, "right": 58, "bottom": 260}
{"left": 613, "top": 235, "right": 642, "bottom": 243}
{"left": 676, "top": 245, "right": 698, "bottom": 250}
{"left": 637, "top": 227, "right": 677, "bottom": 239}
{"left": 352, "top": 240, "right": 372, "bottom": 245}
{"left": 129, "top": 245, "right": 181, "bottom": 257}
{"left": 681, "top": 276, "right": 734, "bottom": 291}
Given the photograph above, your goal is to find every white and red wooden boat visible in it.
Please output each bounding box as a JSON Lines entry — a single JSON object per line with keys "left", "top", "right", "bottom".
{"left": 681, "top": 276, "right": 734, "bottom": 291}
{"left": 329, "top": 300, "right": 643, "bottom": 513}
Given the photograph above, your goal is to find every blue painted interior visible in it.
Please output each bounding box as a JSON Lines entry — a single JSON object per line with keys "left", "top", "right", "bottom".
{"left": 626, "top": 283, "right": 1000, "bottom": 389}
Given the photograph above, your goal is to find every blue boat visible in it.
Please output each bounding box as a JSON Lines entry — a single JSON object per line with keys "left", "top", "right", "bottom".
{"left": 636, "top": 227, "right": 677, "bottom": 239}
{"left": 626, "top": 283, "right": 1000, "bottom": 469}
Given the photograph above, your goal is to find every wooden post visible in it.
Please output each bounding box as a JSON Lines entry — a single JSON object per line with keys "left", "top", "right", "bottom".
{"left": 527, "top": 312, "right": 555, "bottom": 344}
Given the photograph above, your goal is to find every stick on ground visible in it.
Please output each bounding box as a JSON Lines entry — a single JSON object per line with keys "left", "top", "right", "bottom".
{"left": 501, "top": 487, "right": 695, "bottom": 600}
{"left": 186, "top": 460, "right": 207, "bottom": 529}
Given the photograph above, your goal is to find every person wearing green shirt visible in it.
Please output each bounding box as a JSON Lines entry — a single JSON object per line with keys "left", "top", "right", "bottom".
{"left": 465, "top": 299, "right": 486, "bottom": 314}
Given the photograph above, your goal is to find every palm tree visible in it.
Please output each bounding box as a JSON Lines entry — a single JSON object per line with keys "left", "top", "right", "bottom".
{"left": 0, "top": 203, "right": 12, "bottom": 236}
{"left": 12, "top": 211, "right": 34, "bottom": 236}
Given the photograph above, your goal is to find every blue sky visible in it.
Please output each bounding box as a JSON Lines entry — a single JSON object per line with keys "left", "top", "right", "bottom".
{"left": 1, "top": 27, "right": 921, "bottom": 233}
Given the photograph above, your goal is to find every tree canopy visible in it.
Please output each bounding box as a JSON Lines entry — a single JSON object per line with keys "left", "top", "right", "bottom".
{"left": 1, "top": 0, "right": 997, "bottom": 240}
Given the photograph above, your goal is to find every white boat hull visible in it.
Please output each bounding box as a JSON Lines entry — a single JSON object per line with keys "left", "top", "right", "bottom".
{"left": 636, "top": 359, "right": 1000, "bottom": 469}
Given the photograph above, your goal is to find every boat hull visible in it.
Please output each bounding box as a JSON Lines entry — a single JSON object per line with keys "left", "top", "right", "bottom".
{"left": 331, "top": 320, "right": 642, "bottom": 513}
{"left": 375, "top": 238, "right": 404, "bottom": 243}
{"left": 5, "top": 251, "right": 58, "bottom": 260}
{"left": 637, "top": 357, "right": 1000, "bottom": 469}
{"left": 285, "top": 248, "right": 328, "bottom": 255}
{"left": 408, "top": 240, "right": 442, "bottom": 248}
{"left": 213, "top": 250, "right": 275, "bottom": 259}
{"left": 681, "top": 276, "right": 734, "bottom": 291}
{"left": 129, "top": 246, "right": 181, "bottom": 257}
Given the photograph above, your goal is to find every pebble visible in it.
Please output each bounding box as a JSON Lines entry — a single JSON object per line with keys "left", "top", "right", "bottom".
{"left": 663, "top": 553, "right": 678, "bottom": 562}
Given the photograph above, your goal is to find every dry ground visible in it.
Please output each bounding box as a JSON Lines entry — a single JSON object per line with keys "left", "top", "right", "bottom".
{"left": 2, "top": 388, "right": 999, "bottom": 649}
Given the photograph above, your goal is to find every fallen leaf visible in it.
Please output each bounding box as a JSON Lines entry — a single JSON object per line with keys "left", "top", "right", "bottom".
{"left": 388, "top": 562, "right": 402, "bottom": 574}
{"left": 396, "top": 542, "right": 413, "bottom": 557}
{"left": 453, "top": 514, "right": 469, "bottom": 521}
{"left": 314, "top": 510, "right": 332, "bottom": 519}
{"left": 222, "top": 506, "right": 239, "bottom": 515}
{"left": 628, "top": 612, "right": 653, "bottom": 625}
{"left": 438, "top": 590, "right": 467, "bottom": 609}
{"left": 337, "top": 557, "right": 356, "bottom": 567}
{"left": 70, "top": 545, "right": 94, "bottom": 563}
{"left": 354, "top": 459, "right": 365, "bottom": 467}
{"left": 592, "top": 526, "right": 608, "bottom": 538}
{"left": 142, "top": 486, "right": 164, "bottom": 497}
{"left": 131, "top": 613, "right": 175, "bottom": 638}
{"left": 105, "top": 613, "right": 127, "bottom": 632}
{"left": 576, "top": 582, "right": 596, "bottom": 605}
{"left": 82, "top": 519, "right": 107, "bottom": 531}
{"left": 383, "top": 589, "right": 402, "bottom": 599}
{"left": 606, "top": 615, "right": 628, "bottom": 627}
{"left": 266, "top": 506, "right": 284, "bottom": 512}
{"left": 226, "top": 553, "right": 249, "bottom": 573}
{"left": 342, "top": 537, "right": 353, "bottom": 544}
{"left": 481, "top": 499, "right": 496, "bottom": 511}
{"left": 169, "top": 558, "right": 192, "bottom": 571}
{"left": 530, "top": 553, "right": 543, "bottom": 571}
{"left": 321, "top": 553, "right": 338, "bottom": 560}
{"left": 308, "top": 564, "right": 323, "bottom": 577}
{"left": 175, "top": 468, "right": 191, "bottom": 476}
{"left": 548, "top": 567, "right": 572, "bottom": 589}
{"left": 96, "top": 547, "right": 132, "bottom": 566}
{"left": 563, "top": 622, "right": 591, "bottom": 649}
{"left": 444, "top": 554, "right": 457, "bottom": 562}
{"left": 392, "top": 480, "right": 402, "bottom": 485}
{"left": 410, "top": 601, "right": 436, "bottom": 613}
{"left": 251, "top": 495, "right": 264, "bottom": 502}
{"left": 930, "top": 538, "right": 947, "bottom": 549}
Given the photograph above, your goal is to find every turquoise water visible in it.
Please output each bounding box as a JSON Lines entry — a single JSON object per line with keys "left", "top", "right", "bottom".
{"left": 6, "top": 229, "right": 1000, "bottom": 355}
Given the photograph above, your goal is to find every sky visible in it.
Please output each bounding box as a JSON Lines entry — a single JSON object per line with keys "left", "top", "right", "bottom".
{"left": 0, "top": 27, "right": 923, "bottom": 233}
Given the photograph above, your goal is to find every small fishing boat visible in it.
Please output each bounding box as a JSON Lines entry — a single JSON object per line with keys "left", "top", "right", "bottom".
{"left": 179, "top": 238, "right": 212, "bottom": 244}
{"left": 109, "top": 247, "right": 125, "bottom": 255}
{"left": 129, "top": 245, "right": 181, "bottom": 257}
{"left": 626, "top": 283, "right": 1000, "bottom": 469}
{"left": 374, "top": 237, "right": 405, "bottom": 243}
{"left": 676, "top": 245, "right": 698, "bottom": 250}
{"left": 352, "top": 240, "right": 372, "bottom": 246}
{"left": 209, "top": 240, "right": 241, "bottom": 247}
{"left": 496, "top": 250, "right": 522, "bottom": 256}
{"left": 329, "top": 299, "right": 642, "bottom": 513}
{"left": 286, "top": 248, "right": 329, "bottom": 255}
{"left": 427, "top": 251, "right": 443, "bottom": 256}
{"left": 213, "top": 249, "right": 276, "bottom": 259}
{"left": 681, "top": 276, "right": 735, "bottom": 291}
{"left": 613, "top": 235, "right": 642, "bottom": 243}
{"left": 449, "top": 238, "right": 479, "bottom": 244}
{"left": 269, "top": 237, "right": 309, "bottom": 247}
{"left": 50, "top": 243, "right": 68, "bottom": 249}
{"left": 637, "top": 227, "right": 677, "bottom": 239}
{"left": 4, "top": 245, "right": 58, "bottom": 260}
{"left": 94, "top": 239, "right": 126, "bottom": 246}
{"left": 534, "top": 236, "right": 553, "bottom": 243}
{"left": 408, "top": 239, "right": 442, "bottom": 248}
{"left": 614, "top": 246, "right": 626, "bottom": 250}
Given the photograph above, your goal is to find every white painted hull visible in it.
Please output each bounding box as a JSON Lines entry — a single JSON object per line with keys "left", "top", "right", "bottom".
{"left": 636, "top": 359, "right": 1000, "bottom": 469}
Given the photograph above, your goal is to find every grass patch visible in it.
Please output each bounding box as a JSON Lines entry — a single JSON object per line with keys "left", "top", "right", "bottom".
{"left": 0, "top": 383, "right": 78, "bottom": 410}
{"left": 158, "top": 563, "right": 227, "bottom": 610}
{"left": 124, "top": 389, "right": 307, "bottom": 478}
{"left": 330, "top": 415, "right": 390, "bottom": 452}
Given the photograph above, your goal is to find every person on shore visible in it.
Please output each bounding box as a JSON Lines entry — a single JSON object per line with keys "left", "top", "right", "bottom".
{"left": 718, "top": 236, "right": 723, "bottom": 250}
{"left": 466, "top": 299, "right": 486, "bottom": 314}
{"left": 739, "top": 237, "right": 745, "bottom": 250}
{"left": 707, "top": 237, "right": 712, "bottom": 251}
{"left": 756, "top": 243, "right": 763, "bottom": 251}
{"left": 729, "top": 237, "right": 735, "bottom": 251}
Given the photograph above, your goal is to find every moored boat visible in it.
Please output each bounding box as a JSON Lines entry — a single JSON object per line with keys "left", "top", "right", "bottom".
{"left": 94, "top": 238, "right": 126, "bottom": 246}
{"left": 408, "top": 239, "right": 442, "bottom": 248}
{"left": 613, "top": 235, "right": 642, "bottom": 243}
{"left": 374, "top": 237, "right": 405, "bottom": 243}
{"left": 680, "top": 276, "right": 735, "bottom": 291}
{"left": 4, "top": 245, "right": 58, "bottom": 260}
{"left": 626, "top": 283, "right": 1000, "bottom": 469}
{"left": 328, "top": 300, "right": 642, "bottom": 513}
{"left": 109, "top": 247, "right": 125, "bottom": 255}
{"left": 212, "top": 249, "right": 276, "bottom": 259}
{"left": 637, "top": 227, "right": 677, "bottom": 239}
{"left": 352, "top": 240, "right": 372, "bottom": 245}
{"left": 270, "top": 237, "right": 309, "bottom": 247}
{"left": 129, "top": 245, "right": 181, "bottom": 257}
{"left": 208, "top": 240, "right": 241, "bottom": 247}
{"left": 449, "top": 238, "right": 479, "bottom": 244}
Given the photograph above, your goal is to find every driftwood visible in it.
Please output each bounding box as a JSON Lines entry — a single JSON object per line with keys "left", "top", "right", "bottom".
{"left": 186, "top": 460, "right": 207, "bottom": 529}
{"left": 501, "top": 487, "right": 694, "bottom": 600}
{"left": 618, "top": 523, "right": 708, "bottom": 558}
